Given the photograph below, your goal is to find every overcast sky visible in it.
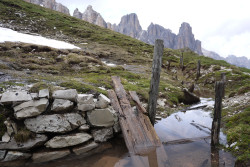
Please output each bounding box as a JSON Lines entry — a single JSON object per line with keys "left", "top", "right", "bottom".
{"left": 56, "top": 0, "right": 250, "bottom": 59}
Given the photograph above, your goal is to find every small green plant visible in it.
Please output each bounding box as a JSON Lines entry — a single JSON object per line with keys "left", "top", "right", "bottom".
{"left": 14, "top": 128, "right": 35, "bottom": 143}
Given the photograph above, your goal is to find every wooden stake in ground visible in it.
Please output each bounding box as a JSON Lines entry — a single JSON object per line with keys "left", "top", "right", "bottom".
{"left": 148, "top": 39, "right": 164, "bottom": 125}
{"left": 196, "top": 60, "right": 201, "bottom": 80}
{"left": 211, "top": 81, "right": 225, "bottom": 146}
{"left": 180, "top": 51, "right": 184, "bottom": 70}
{"left": 221, "top": 72, "right": 226, "bottom": 98}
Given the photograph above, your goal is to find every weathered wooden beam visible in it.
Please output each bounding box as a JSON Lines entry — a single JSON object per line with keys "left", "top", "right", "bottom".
{"left": 129, "top": 91, "right": 147, "bottom": 114}
{"left": 211, "top": 81, "right": 224, "bottom": 146}
{"left": 108, "top": 90, "right": 135, "bottom": 153}
{"left": 162, "top": 136, "right": 211, "bottom": 145}
{"left": 148, "top": 39, "right": 164, "bottom": 125}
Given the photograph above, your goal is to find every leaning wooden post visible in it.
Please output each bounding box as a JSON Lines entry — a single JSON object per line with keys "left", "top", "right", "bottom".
{"left": 196, "top": 60, "right": 201, "bottom": 80}
{"left": 148, "top": 39, "right": 164, "bottom": 125}
{"left": 211, "top": 81, "right": 225, "bottom": 146}
{"left": 179, "top": 51, "right": 184, "bottom": 69}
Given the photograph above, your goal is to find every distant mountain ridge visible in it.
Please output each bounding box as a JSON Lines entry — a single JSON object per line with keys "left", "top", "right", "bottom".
{"left": 202, "top": 48, "right": 250, "bottom": 69}
{"left": 21, "top": 1, "right": 250, "bottom": 69}
{"left": 73, "top": 6, "right": 203, "bottom": 55}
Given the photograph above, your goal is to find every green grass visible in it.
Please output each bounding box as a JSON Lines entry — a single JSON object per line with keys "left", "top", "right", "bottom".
{"left": 223, "top": 107, "right": 250, "bottom": 163}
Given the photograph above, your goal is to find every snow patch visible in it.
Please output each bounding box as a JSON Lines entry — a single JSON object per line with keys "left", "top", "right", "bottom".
{"left": 0, "top": 27, "right": 80, "bottom": 49}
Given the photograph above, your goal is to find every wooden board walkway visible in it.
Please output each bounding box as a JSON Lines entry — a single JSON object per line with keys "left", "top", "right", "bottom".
{"left": 108, "top": 76, "right": 161, "bottom": 155}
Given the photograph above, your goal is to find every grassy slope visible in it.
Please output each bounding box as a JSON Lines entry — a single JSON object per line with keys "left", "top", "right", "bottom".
{"left": 0, "top": 0, "right": 250, "bottom": 164}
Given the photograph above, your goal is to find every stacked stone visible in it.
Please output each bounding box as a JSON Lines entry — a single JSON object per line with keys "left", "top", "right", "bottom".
{"left": 0, "top": 89, "right": 119, "bottom": 164}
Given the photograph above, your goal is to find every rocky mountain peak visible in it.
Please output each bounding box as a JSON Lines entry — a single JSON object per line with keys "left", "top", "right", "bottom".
{"left": 174, "top": 22, "right": 202, "bottom": 55}
{"left": 117, "top": 13, "right": 142, "bottom": 38}
{"left": 80, "top": 5, "right": 107, "bottom": 28}
{"left": 23, "top": 0, "right": 70, "bottom": 15}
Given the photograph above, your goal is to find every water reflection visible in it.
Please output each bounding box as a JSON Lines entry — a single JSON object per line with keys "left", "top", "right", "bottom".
{"left": 27, "top": 98, "right": 235, "bottom": 167}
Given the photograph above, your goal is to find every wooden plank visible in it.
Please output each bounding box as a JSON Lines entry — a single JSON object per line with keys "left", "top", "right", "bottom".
{"left": 129, "top": 91, "right": 147, "bottom": 114}
{"left": 108, "top": 90, "right": 135, "bottom": 154}
{"left": 111, "top": 76, "right": 161, "bottom": 155}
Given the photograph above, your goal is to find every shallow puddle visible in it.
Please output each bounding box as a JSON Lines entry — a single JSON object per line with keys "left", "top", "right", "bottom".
{"left": 29, "top": 98, "right": 236, "bottom": 167}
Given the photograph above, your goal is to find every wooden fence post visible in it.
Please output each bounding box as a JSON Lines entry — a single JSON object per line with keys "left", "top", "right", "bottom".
{"left": 221, "top": 72, "right": 226, "bottom": 98}
{"left": 211, "top": 81, "right": 225, "bottom": 146}
{"left": 180, "top": 51, "right": 184, "bottom": 70}
{"left": 148, "top": 39, "right": 164, "bottom": 125}
{"left": 196, "top": 60, "right": 201, "bottom": 80}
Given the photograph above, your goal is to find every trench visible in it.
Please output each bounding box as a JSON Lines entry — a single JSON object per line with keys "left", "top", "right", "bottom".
{"left": 27, "top": 98, "right": 236, "bottom": 167}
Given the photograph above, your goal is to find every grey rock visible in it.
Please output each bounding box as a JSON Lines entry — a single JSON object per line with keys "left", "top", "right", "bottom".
{"left": 0, "top": 91, "right": 32, "bottom": 105}
{"left": 3, "top": 151, "right": 31, "bottom": 162}
{"left": 174, "top": 22, "right": 202, "bottom": 55}
{"left": 77, "top": 94, "right": 95, "bottom": 112}
{"left": 32, "top": 149, "right": 70, "bottom": 163}
{"left": 91, "top": 127, "right": 113, "bottom": 142}
{"left": 117, "top": 13, "right": 142, "bottom": 38}
{"left": 73, "top": 8, "right": 82, "bottom": 19}
{"left": 81, "top": 5, "right": 107, "bottom": 28}
{"left": 45, "top": 133, "right": 92, "bottom": 148}
{"left": 95, "top": 94, "right": 110, "bottom": 109}
{"left": 39, "top": 89, "right": 49, "bottom": 99}
{"left": 87, "top": 108, "right": 116, "bottom": 127}
{"left": 0, "top": 134, "right": 47, "bottom": 151}
{"left": 24, "top": 113, "right": 86, "bottom": 133}
{"left": 23, "top": 0, "right": 70, "bottom": 15}
{"left": 52, "top": 89, "right": 78, "bottom": 102}
{"left": 73, "top": 141, "right": 98, "bottom": 155}
{"left": 78, "top": 124, "right": 90, "bottom": 131}
{"left": 30, "top": 93, "right": 39, "bottom": 100}
{"left": 0, "top": 150, "right": 6, "bottom": 160}
{"left": 14, "top": 98, "right": 49, "bottom": 119}
{"left": 51, "top": 99, "right": 74, "bottom": 112}
{"left": 1, "top": 132, "right": 10, "bottom": 143}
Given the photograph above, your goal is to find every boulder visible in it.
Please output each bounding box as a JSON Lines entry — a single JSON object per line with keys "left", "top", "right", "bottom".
{"left": 52, "top": 89, "right": 77, "bottom": 102}
{"left": 14, "top": 98, "right": 49, "bottom": 119}
{"left": 39, "top": 89, "right": 49, "bottom": 99}
{"left": 45, "top": 133, "right": 92, "bottom": 148}
{"left": 87, "top": 108, "right": 116, "bottom": 127}
{"left": 0, "top": 134, "right": 47, "bottom": 151}
{"left": 77, "top": 94, "right": 95, "bottom": 112}
{"left": 78, "top": 124, "right": 90, "bottom": 131}
{"left": 73, "top": 141, "right": 98, "bottom": 155}
{"left": 0, "top": 150, "right": 6, "bottom": 160}
{"left": 32, "top": 149, "right": 70, "bottom": 163}
{"left": 1, "top": 132, "right": 10, "bottom": 143}
{"left": 24, "top": 113, "right": 86, "bottom": 133}
{"left": 2, "top": 151, "right": 31, "bottom": 162}
{"left": 51, "top": 99, "right": 74, "bottom": 112}
{"left": 0, "top": 91, "right": 32, "bottom": 105}
{"left": 95, "top": 94, "right": 110, "bottom": 109}
{"left": 182, "top": 88, "right": 200, "bottom": 105}
{"left": 91, "top": 127, "right": 113, "bottom": 142}
{"left": 30, "top": 93, "right": 39, "bottom": 100}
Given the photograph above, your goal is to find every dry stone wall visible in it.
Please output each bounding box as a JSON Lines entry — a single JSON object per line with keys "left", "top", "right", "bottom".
{"left": 0, "top": 89, "right": 120, "bottom": 164}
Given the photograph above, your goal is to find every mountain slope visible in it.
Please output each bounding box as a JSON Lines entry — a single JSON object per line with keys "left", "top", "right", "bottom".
{"left": 0, "top": 1, "right": 250, "bottom": 164}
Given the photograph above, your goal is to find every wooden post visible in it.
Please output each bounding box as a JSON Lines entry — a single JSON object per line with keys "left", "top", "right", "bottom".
{"left": 196, "top": 60, "right": 201, "bottom": 80}
{"left": 211, "top": 81, "right": 224, "bottom": 146}
{"left": 148, "top": 39, "right": 164, "bottom": 125}
{"left": 221, "top": 72, "right": 226, "bottom": 82}
{"left": 180, "top": 51, "right": 184, "bottom": 71}
{"left": 221, "top": 72, "right": 226, "bottom": 98}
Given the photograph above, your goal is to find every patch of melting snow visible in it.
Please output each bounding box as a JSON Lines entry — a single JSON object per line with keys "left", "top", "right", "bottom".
{"left": 102, "top": 61, "right": 117, "bottom": 67}
{"left": 98, "top": 87, "right": 106, "bottom": 90}
{"left": 0, "top": 27, "right": 80, "bottom": 49}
